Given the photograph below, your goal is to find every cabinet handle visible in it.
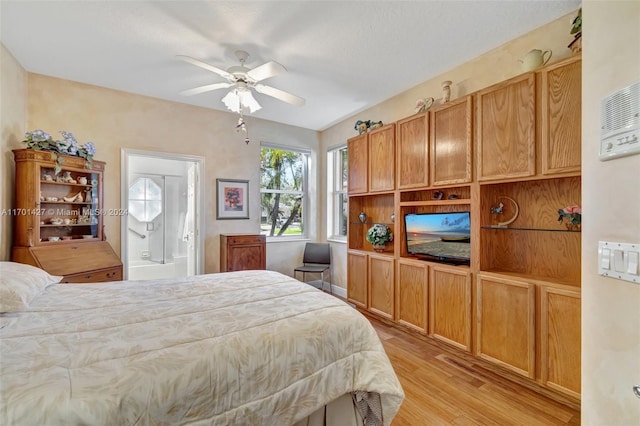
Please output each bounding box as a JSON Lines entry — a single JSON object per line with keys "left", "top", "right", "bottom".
{"left": 85, "top": 275, "right": 92, "bottom": 279}
{"left": 634, "top": 385, "right": 640, "bottom": 399}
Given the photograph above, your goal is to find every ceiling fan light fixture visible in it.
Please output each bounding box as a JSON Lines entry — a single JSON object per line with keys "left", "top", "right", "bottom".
{"left": 222, "top": 88, "right": 262, "bottom": 114}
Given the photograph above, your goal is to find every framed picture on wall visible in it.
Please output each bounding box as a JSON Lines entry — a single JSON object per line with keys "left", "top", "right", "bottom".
{"left": 216, "top": 178, "right": 249, "bottom": 220}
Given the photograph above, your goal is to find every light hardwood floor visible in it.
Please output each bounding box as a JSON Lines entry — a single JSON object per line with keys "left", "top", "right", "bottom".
{"left": 367, "top": 316, "right": 581, "bottom": 426}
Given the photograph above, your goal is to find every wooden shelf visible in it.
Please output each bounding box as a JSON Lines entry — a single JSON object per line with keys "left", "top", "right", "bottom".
{"left": 481, "top": 226, "right": 581, "bottom": 233}
{"left": 400, "top": 199, "right": 471, "bottom": 207}
{"left": 479, "top": 269, "right": 581, "bottom": 289}
{"left": 40, "top": 223, "right": 96, "bottom": 227}
{"left": 41, "top": 181, "right": 96, "bottom": 188}
{"left": 39, "top": 201, "right": 95, "bottom": 205}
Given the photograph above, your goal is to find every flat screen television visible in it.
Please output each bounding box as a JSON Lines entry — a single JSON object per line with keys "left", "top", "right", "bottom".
{"left": 404, "top": 211, "right": 471, "bottom": 266}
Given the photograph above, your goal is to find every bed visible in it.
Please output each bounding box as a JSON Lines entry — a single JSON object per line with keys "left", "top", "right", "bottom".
{"left": 0, "top": 262, "right": 404, "bottom": 425}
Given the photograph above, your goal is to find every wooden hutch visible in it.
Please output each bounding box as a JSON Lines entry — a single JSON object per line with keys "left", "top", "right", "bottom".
{"left": 11, "top": 149, "right": 122, "bottom": 283}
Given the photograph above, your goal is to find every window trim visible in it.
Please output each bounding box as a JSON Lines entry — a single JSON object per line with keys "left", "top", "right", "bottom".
{"left": 260, "top": 143, "right": 309, "bottom": 240}
{"left": 327, "top": 144, "right": 348, "bottom": 242}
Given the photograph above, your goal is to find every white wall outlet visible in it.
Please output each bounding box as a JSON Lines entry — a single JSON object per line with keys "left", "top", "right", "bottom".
{"left": 598, "top": 241, "right": 640, "bottom": 284}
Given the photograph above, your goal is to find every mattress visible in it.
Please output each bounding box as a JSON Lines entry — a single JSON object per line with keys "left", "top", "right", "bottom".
{"left": 0, "top": 270, "right": 404, "bottom": 425}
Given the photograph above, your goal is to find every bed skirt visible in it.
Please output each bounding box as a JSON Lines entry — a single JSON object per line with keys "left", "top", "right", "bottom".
{"left": 293, "top": 394, "right": 363, "bottom": 426}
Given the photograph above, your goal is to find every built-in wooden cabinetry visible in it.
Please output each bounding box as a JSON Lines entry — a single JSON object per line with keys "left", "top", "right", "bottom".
{"left": 540, "top": 286, "right": 581, "bottom": 398}
{"left": 540, "top": 58, "right": 582, "bottom": 175}
{"left": 220, "top": 234, "right": 266, "bottom": 272}
{"left": 347, "top": 55, "right": 582, "bottom": 404}
{"left": 396, "top": 113, "right": 429, "bottom": 189}
{"left": 347, "top": 133, "right": 368, "bottom": 194}
{"left": 477, "top": 73, "right": 536, "bottom": 181}
{"left": 431, "top": 96, "right": 473, "bottom": 186}
{"left": 476, "top": 274, "right": 536, "bottom": 379}
{"left": 396, "top": 259, "right": 428, "bottom": 332}
{"left": 347, "top": 251, "right": 368, "bottom": 309}
{"left": 368, "top": 254, "right": 394, "bottom": 320}
{"left": 368, "top": 124, "right": 396, "bottom": 192}
{"left": 429, "top": 265, "right": 472, "bottom": 352}
{"left": 11, "top": 149, "right": 122, "bottom": 283}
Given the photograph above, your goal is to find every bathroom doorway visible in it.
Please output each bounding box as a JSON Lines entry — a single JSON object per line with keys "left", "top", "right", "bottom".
{"left": 121, "top": 150, "right": 204, "bottom": 280}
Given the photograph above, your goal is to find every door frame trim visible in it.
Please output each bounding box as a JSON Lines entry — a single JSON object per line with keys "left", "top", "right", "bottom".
{"left": 121, "top": 148, "right": 205, "bottom": 279}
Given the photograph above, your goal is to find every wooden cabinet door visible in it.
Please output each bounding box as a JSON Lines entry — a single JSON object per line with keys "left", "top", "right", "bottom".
{"left": 396, "top": 259, "right": 428, "bottom": 332}
{"left": 396, "top": 113, "right": 429, "bottom": 189}
{"left": 540, "top": 57, "right": 582, "bottom": 175}
{"left": 477, "top": 74, "right": 536, "bottom": 181}
{"left": 368, "top": 124, "right": 395, "bottom": 192}
{"left": 220, "top": 234, "right": 266, "bottom": 272}
{"left": 429, "top": 265, "right": 472, "bottom": 351}
{"left": 368, "top": 254, "right": 394, "bottom": 319}
{"left": 347, "top": 250, "right": 368, "bottom": 308}
{"left": 540, "top": 286, "right": 581, "bottom": 399}
{"left": 431, "top": 96, "right": 473, "bottom": 186}
{"left": 227, "top": 243, "right": 265, "bottom": 271}
{"left": 476, "top": 274, "right": 536, "bottom": 378}
{"left": 347, "top": 133, "right": 368, "bottom": 194}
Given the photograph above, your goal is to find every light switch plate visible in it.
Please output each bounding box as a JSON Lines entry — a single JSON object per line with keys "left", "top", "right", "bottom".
{"left": 598, "top": 241, "right": 640, "bottom": 284}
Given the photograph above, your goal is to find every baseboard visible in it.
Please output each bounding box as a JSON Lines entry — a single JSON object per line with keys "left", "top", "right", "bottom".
{"left": 330, "top": 284, "right": 347, "bottom": 298}
{"left": 306, "top": 280, "right": 347, "bottom": 298}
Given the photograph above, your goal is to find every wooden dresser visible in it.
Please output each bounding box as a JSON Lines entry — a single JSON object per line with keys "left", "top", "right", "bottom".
{"left": 11, "top": 149, "right": 123, "bottom": 283}
{"left": 220, "top": 234, "right": 266, "bottom": 272}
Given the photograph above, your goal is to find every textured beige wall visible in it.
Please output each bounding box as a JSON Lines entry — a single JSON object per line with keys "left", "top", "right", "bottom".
{"left": 581, "top": 2, "right": 640, "bottom": 423}
{"left": 1, "top": 68, "right": 319, "bottom": 273}
{"left": 319, "top": 11, "right": 578, "bottom": 289}
{"left": 0, "top": 45, "right": 27, "bottom": 260}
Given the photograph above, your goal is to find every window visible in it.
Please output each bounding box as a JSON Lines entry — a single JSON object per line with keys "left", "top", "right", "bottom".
{"left": 128, "top": 177, "right": 162, "bottom": 222}
{"left": 327, "top": 145, "right": 348, "bottom": 240}
{"left": 260, "top": 145, "right": 309, "bottom": 238}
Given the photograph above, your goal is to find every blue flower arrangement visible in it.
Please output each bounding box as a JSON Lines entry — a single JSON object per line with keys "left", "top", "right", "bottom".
{"left": 22, "top": 129, "right": 96, "bottom": 173}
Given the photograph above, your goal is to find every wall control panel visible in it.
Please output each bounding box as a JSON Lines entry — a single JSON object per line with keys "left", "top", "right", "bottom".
{"left": 600, "top": 81, "right": 640, "bottom": 161}
{"left": 598, "top": 241, "right": 640, "bottom": 284}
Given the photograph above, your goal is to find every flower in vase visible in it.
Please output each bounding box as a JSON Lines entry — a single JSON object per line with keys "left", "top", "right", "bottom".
{"left": 558, "top": 205, "right": 582, "bottom": 226}
{"left": 366, "top": 223, "right": 393, "bottom": 246}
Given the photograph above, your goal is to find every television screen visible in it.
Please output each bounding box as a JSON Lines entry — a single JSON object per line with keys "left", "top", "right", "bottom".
{"left": 404, "top": 212, "right": 471, "bottom": 265}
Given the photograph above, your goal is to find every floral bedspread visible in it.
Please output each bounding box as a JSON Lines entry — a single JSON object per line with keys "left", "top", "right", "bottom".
{"left": 0, "top": 270, "right": 403, "bottom": 425}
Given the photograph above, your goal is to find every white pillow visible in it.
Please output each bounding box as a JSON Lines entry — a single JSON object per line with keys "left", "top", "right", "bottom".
{"left": 0, "top": 262, "right": 62, "bottom": 313}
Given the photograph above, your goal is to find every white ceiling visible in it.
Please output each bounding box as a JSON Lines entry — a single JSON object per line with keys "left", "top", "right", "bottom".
{"left": 0, "top": 1, "right": 580, "bottom": 131}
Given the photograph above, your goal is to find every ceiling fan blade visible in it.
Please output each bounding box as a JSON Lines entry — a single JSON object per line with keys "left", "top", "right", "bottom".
{"left": 177, "top": 55, "right": 233, "bottom": 80}
{"left": 254, "top": 84, "right": 305, "bottom": 106}
{"left": 179, "top": 82, "right": 234, "bottom": 96}
{"left": 247, "top": 61, "right": 286, "bottom": 82}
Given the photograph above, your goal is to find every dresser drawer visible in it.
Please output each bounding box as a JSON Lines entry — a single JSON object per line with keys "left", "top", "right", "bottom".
{"left": 225, "top": 235, "right": 266, "bottom": 245}
{"left": 62, "top": 267, "right": 123, "bottom": 284}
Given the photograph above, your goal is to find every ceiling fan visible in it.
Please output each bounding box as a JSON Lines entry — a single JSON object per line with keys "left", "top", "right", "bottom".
{"left": 178, "top": 50, "right": 305, "bottom": 113}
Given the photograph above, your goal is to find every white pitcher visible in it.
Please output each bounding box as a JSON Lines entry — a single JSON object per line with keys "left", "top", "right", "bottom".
{"left": 519, "top": 49, "right": 552, "bottom": 71}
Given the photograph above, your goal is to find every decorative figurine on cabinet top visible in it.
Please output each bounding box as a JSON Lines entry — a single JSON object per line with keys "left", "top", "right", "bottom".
{"left": 415, "top": 97, "right": 434, "bottom": 113}
{"left": 369, "top": 121, "right": 383, "bottom": 130}
{"left": 441, "top": 80, "right": 453, "bottom": 103}
{"left": 354, "top": 120, "right": 371, "bottom": 134}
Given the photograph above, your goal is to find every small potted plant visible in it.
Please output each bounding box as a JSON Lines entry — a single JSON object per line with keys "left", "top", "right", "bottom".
{"left": 558, "top": 205, "right": 582, "bottom": 231}
{"left": 21, "top": 129, "right": 96, "bottom": 173}
{"left": 568, "top": 8, "right": 582, "bottom": 54}
{"left": 366, "top": 223, "right": 393, "bottom": 252}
